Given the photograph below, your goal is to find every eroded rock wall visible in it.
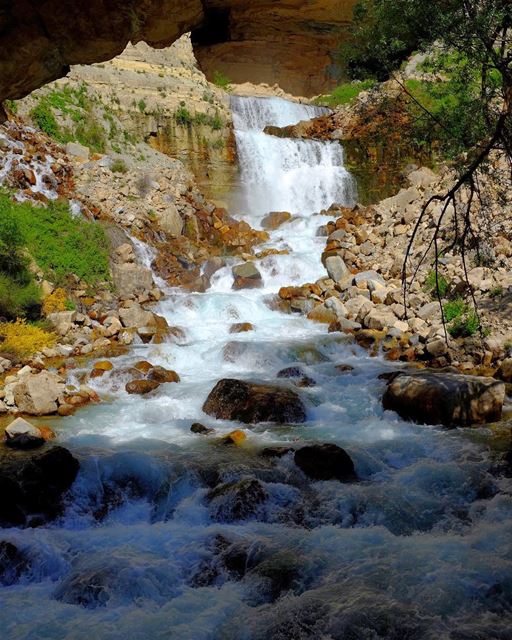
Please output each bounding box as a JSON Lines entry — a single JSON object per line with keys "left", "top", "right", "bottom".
{"left": 1, "top": 0, "right": 354, "bottom": 103}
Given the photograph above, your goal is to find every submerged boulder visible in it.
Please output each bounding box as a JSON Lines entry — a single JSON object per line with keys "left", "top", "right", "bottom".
{"left": 232, "top": 262, "right": 263, "bottom": 290}
{"left": 0, "top": 446, "right": 79, "bottom": 527}
{"left": 294, "top": 444, "right": 356, "bottom": 482}
{"left": 203, "top": 378, "right": 306, "bottom": 424}
{"left": 383, "top": 371, "right": 505, "bottom": 426}
{"left": 207, "top": 478, "right": 268, "bottom": 522}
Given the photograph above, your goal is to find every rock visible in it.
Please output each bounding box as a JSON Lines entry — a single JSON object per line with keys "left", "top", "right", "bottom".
{"left": 232, "top": 262, "right": 263, "bottom": 290}
{"left": 133, "top": 360, "right": 154, "bottom": 374}
{"left": 112, "top": 263, "right": 154, "bottom": 298}
{"left": 0, "top": 446, "right": 79, "bottom": 526}
{"left": 4, "top": 418, "right": 45, "bottom": 450}
{"left": 261, "top": 211, "right": 292, "bottom": 230}
{"left": 125, "top": 380, "right": 160, "bottom": 395}
{"left": 325, "top": 255, "right": 349, "bottom": 282}
{"left": 335, "top": 364, "right": 354, "bottom": 374}
{"left": 13, "top": 371, "right": 65, "bottom": 416}
{"left": 307, "top": 303, "right": 337, "bottom": 324}
{"left": 220, "top": 430, "right": 247, "bottom": 446}
{"left": 294, "top": 444, "right": 356, "bottom": 482}
{"left": 353, "top": 271, "right": 386, "bottom": 290}
{"left": 417, "top": 302, "right": 441, "bottom": 321}
{"left": 230, "top": 323, "right": 254, "bottom": 334}
{"left": 407, "top": 167, "right": 437, "bottom": 188}
{"left": 383, "top": 372, "right": 505, "bottom": 426}
{"left": 93, "top": 360, "right": 114, "bottom": 372}
{"left": 496, "top": 358, "right": 512, "bottom": 383}
{"left": 207, "top": 478, "right": 268, "bottom": 522}
{"left": 65, "top": 142, "right": 90, "bottom": 160}
{"left": 158, "top": 203, "right": 183, "bottom": 236}
{"left": 118, "top": 304, "right": 155, "bottom": 329}
{"left": 203, "top": 379, "right": 306, "bottom": 424}
{"left": 46, "top": 310, "right": 77, "bottom": 336}
{"left": 190, "top": 423, "right": 215, "bottom": 435}
{"left": 277, "top": 366, "right": 316, "bottom": 387}
{"left": 147, "top": 366, "right": 180, "bottom": 383}
{"left": 0, "top": 541, "right": 30, "bottom": 586}
{"left": 260, "top": 447, "right": 294, "bottom": 458}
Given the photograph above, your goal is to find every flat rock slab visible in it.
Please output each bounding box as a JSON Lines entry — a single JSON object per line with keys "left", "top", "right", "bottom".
{"left": 383, "top": 371, "right": 505, "bottom": 426}
{"left": 203, "top": 378, "right": 306, "bottom": 424}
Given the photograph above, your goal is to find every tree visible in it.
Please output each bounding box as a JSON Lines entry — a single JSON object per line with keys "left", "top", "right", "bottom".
{"left": 344, "top": 0, "right": 512, "bottom": 332}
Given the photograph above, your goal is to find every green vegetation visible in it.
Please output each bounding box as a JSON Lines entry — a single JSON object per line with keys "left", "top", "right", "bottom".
{"left": 442, "top": 297, "right": 481, "bottom": 337}
{"left": 137, "top": 99, "right": 147, "bottom": 114}
{"left": 111, "top": 158, "right": 128, "bottom": 174}
{"left": 0, "top": 193, "right": 110, "bottom": 289}
{"left": 424, "top": 270, "right": 449, "bottom": 299}
{"left": 314, "top": 80, "right": 377, "bottom": 107}
{"left": 3, "top": 100, "right": 18, "bottom": 115}
{"left": 212, "top": 71, "right": 232, "bottom": 91}
{"left": 175, "top": 105, "right": 193, "bottom": 126}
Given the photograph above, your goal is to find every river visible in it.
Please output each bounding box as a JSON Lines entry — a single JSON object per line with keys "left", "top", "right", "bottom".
{"left": 1, "top": 96, "right": 511, "bottom": 640}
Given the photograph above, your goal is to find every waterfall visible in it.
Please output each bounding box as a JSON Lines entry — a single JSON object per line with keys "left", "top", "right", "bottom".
{"left": 231, "top": 95, "right": 357, "bottom": 220}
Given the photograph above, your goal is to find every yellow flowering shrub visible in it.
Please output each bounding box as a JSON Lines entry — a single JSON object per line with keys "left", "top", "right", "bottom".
{"left": 42, "top": 288, "right": 68, "bottom": 316}
{"left": 0, "top": 319, "right": 57, "bottom": 356}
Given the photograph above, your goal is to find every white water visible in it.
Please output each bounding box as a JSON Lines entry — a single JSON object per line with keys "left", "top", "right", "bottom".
{"left": 1, "top": 97, "right": 512, "bottom": 639}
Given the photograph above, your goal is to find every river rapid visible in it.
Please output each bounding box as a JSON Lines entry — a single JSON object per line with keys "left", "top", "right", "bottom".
{"left": 1, "top": 96, "right": 512, "bottom": 640}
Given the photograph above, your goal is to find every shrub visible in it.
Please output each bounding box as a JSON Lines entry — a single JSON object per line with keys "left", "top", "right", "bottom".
{"left": 424, "top": 270, "right": 449, "bottom": 298}
{"left": 448, "top": 311, "right": 481, "bottom": 338}
{"left": 74, "top": 115, "right": 106, "bottom": 153}
{"left": 137, "top": 99, "right": 147, "bottom": 113}
{"left": 0, "top": 318, "right": 56, "bottom": 356}
{"left": 111, "top": 159, "right": 128, "bottom": 174}
{"left": 30, "top": 99, "right": 61, "bottom": 140}
{"left": 41, "top": 288, "right": 69, "bottom": 315}
{"left": 210, "top": 111, "right": 223, "bottom": 131}
{"left": 0, "top": 275, "right": 41, "bottom": 321}
{"left": 175, "top": 106, "right": 193, "bottom": 126}
{"left": 212, "top": 71, "right": 232, "bottom": 91}
{"left": 443, "top": 298, "right": 466, "bottom": 322}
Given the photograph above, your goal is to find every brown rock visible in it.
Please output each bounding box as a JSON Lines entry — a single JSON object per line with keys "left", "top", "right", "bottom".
{"left": 229, "top": 323, "right": 254, "bottom": 334}
{"left": 261, "top": 211, "right": 292, "bottom": 230}
{"left": 147, "top": 367, "right": 180, "bottom": 383}
{"left": 125, "top": 380, "right": 160, "bottom": 395}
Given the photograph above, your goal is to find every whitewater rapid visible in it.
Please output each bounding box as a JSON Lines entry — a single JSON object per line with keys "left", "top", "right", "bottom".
{"left": 1, "top": 96, "right": 511, "bottom": 640}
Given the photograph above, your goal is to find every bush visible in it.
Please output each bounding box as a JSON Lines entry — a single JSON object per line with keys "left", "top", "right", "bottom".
{"left": 443, "top": 298, "right": 466, "bottom": 322}
{"left": 0, "top": 194, "right": 111, "bottom": 286}
{"left": 424, "top": 270, "right": 449, "bottom": 298}
{"left": 41, "top": 288, "right": 72, "bottom": 316}
{"left": 212, "top": 71, "right": 232, "bottom": 91}
{"left": 111, "top": 159, "right": 128, "bottom": 174}
{"left": 0, "top": 275, "right": 41, "bottom": 321}
{"left": 137, "top": 99, "right": 147, "bottom": 114}
{"left": 448, "top": 311, "right": 481, "bottom": 338}
{"left": 175, "top": 106, "right": 193, "bottom": 126}
{"left": 30, "top": 99, "right": 62, "bottom": 140}
{"left": 0, "top": 319, "right": 56, "bottom": 356}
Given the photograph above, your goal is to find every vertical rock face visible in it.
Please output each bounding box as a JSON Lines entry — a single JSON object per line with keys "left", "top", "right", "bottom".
{"left": 193, "top": 0, "right": 356, "bottom": 96}
{"left": 1, "top": 0, "right": 355, "bottom": 103}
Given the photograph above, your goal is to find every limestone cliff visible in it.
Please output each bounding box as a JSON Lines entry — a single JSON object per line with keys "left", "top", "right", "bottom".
{"left": 1, "top": 0, "right": 355, "bottom": 102}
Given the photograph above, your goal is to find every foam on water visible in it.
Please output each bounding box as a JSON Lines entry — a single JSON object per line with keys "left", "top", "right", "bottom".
{"left": 1, "top": 97, "right": 511, "bottom": 639}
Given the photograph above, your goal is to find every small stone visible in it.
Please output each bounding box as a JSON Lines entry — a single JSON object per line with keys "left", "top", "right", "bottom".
{"left": 125, "top": 380, "right": 160, "bottom": 395}
{"left": 190, "top": 423, "right": 215, "bottom": 435}
{"left": 220, "top": 430, "right": 247, "bottom": 446}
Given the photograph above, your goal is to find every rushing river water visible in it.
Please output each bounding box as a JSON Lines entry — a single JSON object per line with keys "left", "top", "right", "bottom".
{"left": 1, "top": 97, "right": 512, "bottom": 639}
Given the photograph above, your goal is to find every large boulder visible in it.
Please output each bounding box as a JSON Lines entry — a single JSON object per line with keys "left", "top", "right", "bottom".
{"left": 4, "top": 417, "right": 45, "bottom": 449}
{"left": 13, "top": 371, "right": 65, "bottom": 416}
{"left": 0, "top": 446, "right": 79, "bottom": 527}
{"left": 294, "top": 444, "right": 356, "bottom": 482}
{"left": 232, "top": 262, "right": 263, "bottom": 290}
{"left": 118, "top": 304, "right": 155, "bottom": 329}
{"left": 112, "top": 263, "right": 154, "bottom": 298}
{"left": 203, "top": 378, "right": 306, "bottom": 424}
{"left": 383, "top": 372, "right": 505, "bottom": 426}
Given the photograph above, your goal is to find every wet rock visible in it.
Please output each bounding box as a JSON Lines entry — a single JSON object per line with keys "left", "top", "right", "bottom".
{"left": 147, "top": 366, "right": 180, "bottom": 384}
{"left": 260, "top": 446, "right": 294, "bottom": 458}
{"left": 230, "top": 322, "right": 254, "bottom": 334}
{"left": 261, "top": 211, "right": 292, "bottom": 230}
{"left": 0, "top": 541, "right": 30, "bottom": 586}
{"left": 220, "top": 430, "right": 247, "bottom": 446}
{"left": 0, "top": 446, "right": 79, "bottom": 527}
{"left": 382, "top": 372, "right": 505, "bottom": 426}
{"left": 496, "top": 358, "right": 512, "bottom": 383}
{"left": 133, "top": 360, "right": 154, "bottom": 374}
{"left": 207, "top": 478, "right": 268, "bottom": 522}
{"left": 125, "top": 379, "right": 160, "bottom": 395}
{"left": 325, "top": 255, "right": 349, "bottom": 283}
{"left": 277, "top": 366, "right": 316, "bottom": 387}
{"left": 54, "top": 568, "right": 111, "bottom": 609}
{"left": 190, "top": 423, "right": 215, "bottom": 435}
{"left": 294, "top": 443, "right": 356, "bottom": 482}
{"left": 203, "top": 379, "right": 307, "bottom": 424}
{"left": 232, "top": 262, "right": 263, "bottom": 290}
{"left": 4, "top": 417, "right": 45, "bottom": 450}
{"left": 335, "top": 364, "right": 354, "bottom": 374}
{"left": 13, "top": 371, "right": 65, "bottom": 415}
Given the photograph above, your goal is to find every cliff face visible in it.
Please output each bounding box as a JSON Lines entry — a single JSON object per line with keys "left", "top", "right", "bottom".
{"left": 194, "top": 0, "right": 355, "bottom": 96}
{"left": 1, "top": 0, "right": 354, "bottom": 103}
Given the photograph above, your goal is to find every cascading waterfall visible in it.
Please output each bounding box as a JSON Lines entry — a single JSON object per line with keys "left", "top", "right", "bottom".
{"left": 1, "top": 97, "right": 511, "bottom": 640}
{"left": 231, "top": 96, "right": 356, "bottom": 219}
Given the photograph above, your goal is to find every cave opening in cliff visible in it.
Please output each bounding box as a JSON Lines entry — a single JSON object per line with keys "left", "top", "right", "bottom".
{"left": 191, "top": 7, "right": 231, "bottom": 47}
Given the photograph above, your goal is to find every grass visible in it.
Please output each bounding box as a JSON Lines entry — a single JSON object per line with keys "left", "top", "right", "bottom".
{"left": 314, "top": 80, "right": 377, "bottom": 107}
{"left": 175, "top": 105, "right": 193, "bottom": 126}
{"left": 0, "top": 274, "right": 41, "bottom": 321}
{"left": 0, "top": 193, "right": 111, "bottom": 287}
{"left": 111, "top": 159, "right": 128, "bottom": 174}
{"left": 442, "top": 297, "right": 482, "bottom": 338}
